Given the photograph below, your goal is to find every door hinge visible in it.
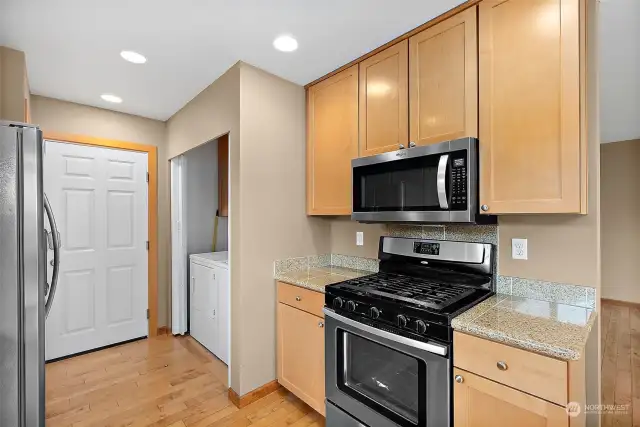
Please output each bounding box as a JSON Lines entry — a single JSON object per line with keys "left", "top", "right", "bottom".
{"left": 146, "top": 172, "right": 149, "bottom": 183}
{"left": 146, "top": 309, "right": 149, "bottom": 319}
{"left": 146, "top": 241, "right": 149, "bottom": 250}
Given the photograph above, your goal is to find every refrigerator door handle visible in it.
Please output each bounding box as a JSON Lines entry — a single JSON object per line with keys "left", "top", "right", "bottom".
{"left": 44, "top": 193, "right": 61, "bottom": 319}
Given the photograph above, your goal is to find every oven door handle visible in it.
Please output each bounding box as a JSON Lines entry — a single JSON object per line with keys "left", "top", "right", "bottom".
{"left": 323, "top": 308, "right": 448, "bottom": 357}
{"left": 437, "top": 154, "right": 449, "bottom": 209}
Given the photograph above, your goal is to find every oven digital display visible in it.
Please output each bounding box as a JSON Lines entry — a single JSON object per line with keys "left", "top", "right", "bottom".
{"left": 413, "top": 242, "right": 440, "bottom": 255}
{"left": 453, "top": 158, "right": 465, "bottom": 168}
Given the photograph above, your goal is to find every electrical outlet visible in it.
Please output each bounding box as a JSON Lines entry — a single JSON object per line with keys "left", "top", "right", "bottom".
{"left": 512, "top": 238, "right": 528, "bottom": 260}
{"left": 356, "top": 232, "right": 364, "bottom": 246}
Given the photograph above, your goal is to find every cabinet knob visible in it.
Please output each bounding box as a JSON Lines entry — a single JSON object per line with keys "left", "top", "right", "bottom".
{"left": 398, "top": 144, "right": 405, "bottom": 150}
{"left": 295, "top": 296, "right": 301, "bottom": 302}
{"left": 455, "top": 375, "right": 464, "bottom": 383}
{"left": 318, "top": 321, "right": 324, "bottom": 328}
{"left": 497, "top": 361, "right": 508, "bottom": 371}
{"left": 408, "top": 141, "right": 416, "bottom": 148}
{"left": 481, "top": 204, "right": 489, "bottom": 212}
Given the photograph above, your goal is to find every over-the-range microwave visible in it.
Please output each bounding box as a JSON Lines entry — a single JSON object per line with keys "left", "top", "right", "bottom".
{"left": 351, "top": 137, "right": 494, "bottom": 224}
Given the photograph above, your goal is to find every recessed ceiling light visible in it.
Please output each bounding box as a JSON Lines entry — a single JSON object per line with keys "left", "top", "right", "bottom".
{"left": 101, "top": 94, "right": 122, "bottom": 103}
{"left": 273, "top": 35, "right": 298, "bottom": 52}
{"left": 120, "top": 50, "right": 147, "bottom": 64}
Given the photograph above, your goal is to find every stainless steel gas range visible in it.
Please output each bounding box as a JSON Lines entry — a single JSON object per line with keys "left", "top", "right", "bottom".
{"left": 324, "top": 236, "right": 495, "bottom": 427}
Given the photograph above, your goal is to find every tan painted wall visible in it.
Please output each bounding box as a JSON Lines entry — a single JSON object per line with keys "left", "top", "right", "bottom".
{"left": 0, "top": 46, "right": 27, "bottom": 122}
{"left": 237, "top": 63, "right": 330, "bottom": 394}
{"left": 329, "top": 218, "right": 386, "bottom": 259}
{"left": 30, "top": 95, "right": 171, "bottom": 326}
{"left": 601, "top": 139, "right": 640, "bottom": 302}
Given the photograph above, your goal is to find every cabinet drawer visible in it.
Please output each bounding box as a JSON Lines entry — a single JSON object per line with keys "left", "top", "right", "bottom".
{"left": 454, "top": 332, "right": 567, "bottom": 405}
{"left": 277, "top": 282, "right": 325, "bottom": 318}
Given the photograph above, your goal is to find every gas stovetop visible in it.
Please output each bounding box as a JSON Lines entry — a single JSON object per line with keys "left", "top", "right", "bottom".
{"left": 325, "top": 237, "right": 496, "bottom": 344}
{"left": 332, "top": 272, "right": 477, "bottom": 311}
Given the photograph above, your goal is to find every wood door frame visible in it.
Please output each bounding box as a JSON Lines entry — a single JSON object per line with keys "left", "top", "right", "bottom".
{"left": 43, "top": 131, "right": 160, "bottom": 338}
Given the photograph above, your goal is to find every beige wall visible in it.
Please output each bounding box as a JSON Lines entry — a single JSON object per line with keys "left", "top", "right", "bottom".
{"left": 0, "top": 46, "right": 27, "bottom": 122}
{"left": 329, "top": 218, "right": 386, "bottom": 259}
{"left": 236, "top": 63, "right": 330, "bottom": 394}
{"left": 31, "top": 95, "right": 171, "bottom": 326}
{"left": 601, "top": 139, "right": 640, "bottom": 302}
{"left": 166, "top": 62, "right": 331, "bottom": 395}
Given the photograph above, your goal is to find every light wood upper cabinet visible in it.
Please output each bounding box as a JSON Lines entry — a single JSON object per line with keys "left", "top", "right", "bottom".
{"left": 454, "top": 368, "right": 569, "bottom": 427}
{"left": 409, "top": 7, "right": 478, "bottom": 146}
{"left": 307, "top": 65, "right": 358, "bottom": 215}
{"left": 277, "top": 301, "right": 325, "bottom": 415}
{"left": 359, "top": 40, "right": 409, "bottom": 157}
{"left": 479, "top": 0, "right": 584, "bottom": 214}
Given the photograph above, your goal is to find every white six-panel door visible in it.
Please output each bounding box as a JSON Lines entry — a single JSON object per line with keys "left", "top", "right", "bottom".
{"left": 44, "top": 140, "right": 149, "bottom": 360}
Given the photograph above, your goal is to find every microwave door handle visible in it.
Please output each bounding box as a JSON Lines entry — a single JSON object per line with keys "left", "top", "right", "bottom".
{"left": 437, "top": 154, "right": 449, "bottom": 209}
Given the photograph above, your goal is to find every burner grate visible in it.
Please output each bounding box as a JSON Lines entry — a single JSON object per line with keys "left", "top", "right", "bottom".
{"left": 340, "top": 273, "right": 475, "bottom": 310}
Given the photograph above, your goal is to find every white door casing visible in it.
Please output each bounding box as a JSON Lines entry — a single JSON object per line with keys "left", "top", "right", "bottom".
{"left": 44, "top": 140, "right": 149, "bottom": 360}
{"left": 171, "top": 156, "right": 188, "bottom": 335}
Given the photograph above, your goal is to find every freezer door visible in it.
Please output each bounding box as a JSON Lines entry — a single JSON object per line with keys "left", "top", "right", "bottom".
{"left": 0, "top": 123, "right": 45, "bottom": 427}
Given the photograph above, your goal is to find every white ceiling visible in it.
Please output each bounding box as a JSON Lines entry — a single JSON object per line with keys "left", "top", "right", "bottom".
{"left": 599, "top": 0, "right": 640, "bottom": 144}
{"left": 0, "top": 0, "right": 465, "bottom": 121}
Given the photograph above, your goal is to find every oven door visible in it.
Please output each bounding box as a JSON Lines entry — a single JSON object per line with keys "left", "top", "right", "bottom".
{"left": 351, "top": 138, "right": 476, "bottom": 223}
{"left": 324, "top": 309, "right": 451, "bottom": 427}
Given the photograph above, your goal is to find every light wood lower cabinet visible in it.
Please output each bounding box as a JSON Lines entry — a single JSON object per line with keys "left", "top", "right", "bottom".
{"left": 277, "top": 283, "right": 325, "bottom": 416}
{"left": 453, "top": 368, "right": 569, "bottom": 427}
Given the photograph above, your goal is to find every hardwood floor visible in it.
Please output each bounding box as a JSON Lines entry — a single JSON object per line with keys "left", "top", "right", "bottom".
{"left": 46, "top": 335, "right": 325, "bottom": 427}
{"left": 601, "top": 300, "right": 639, "bottom": 427}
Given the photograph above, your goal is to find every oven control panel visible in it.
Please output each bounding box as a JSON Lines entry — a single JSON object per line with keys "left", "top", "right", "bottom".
{"left": 326, "top": 294, "right": 451, "bottom": 343}
{"left": 450, "top": 153, "right": 467, "bottom": 210}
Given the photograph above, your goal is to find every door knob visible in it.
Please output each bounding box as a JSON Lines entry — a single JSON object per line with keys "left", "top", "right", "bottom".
{"left": 398, "top": 144, "right": 405, "bottom": 149}
{"left": 409, "top": 141, "right": 416, "bottom": 148}
{"left": 455, "top": 375, "right": 464, "bottom": 383}
{"left": 481, "top": 204, "right": 489, "bottom": 212}
{"left": 295, "top": 296, "right": 301, "bottom": 301}
{"left": 497, "top": 361, "right": 508, "bottom": 371}
{"left": 318, "top": 321, "right": 324, "bottom": 328}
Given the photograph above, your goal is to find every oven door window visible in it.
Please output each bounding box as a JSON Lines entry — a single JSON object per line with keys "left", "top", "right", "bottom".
{"left": 338, "top": 330, "right": 425, "bottom": 426}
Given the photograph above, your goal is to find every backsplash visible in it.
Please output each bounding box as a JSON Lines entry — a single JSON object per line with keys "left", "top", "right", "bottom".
{"left": 387, "top": 224, "right": 497, "bottom": 245}
{"left": 274, "top": 254, "right": 378, "bottom": 275}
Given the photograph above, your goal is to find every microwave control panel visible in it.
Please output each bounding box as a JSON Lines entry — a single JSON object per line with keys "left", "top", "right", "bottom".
{"left": 450, "top": 153, "right": 467, "bottom": 210}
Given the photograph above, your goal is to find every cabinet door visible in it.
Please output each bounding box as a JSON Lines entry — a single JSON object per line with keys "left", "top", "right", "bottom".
{"left": 359, "top": 40, "right": 409, "bottom": 157}
{"left": 307, "top": 65, "right": 358, "bottom": 215}
{"left": 409, "top": 7, "right": 478, "bottom": 147}
{"left": 277, "top": 303, "right": 325, "bottom": 415}
{"left": 454, "top": 368, "right": 568, "bottom": 427}
{"left": 479, "top": 0, "right": 582, "bottom": 214}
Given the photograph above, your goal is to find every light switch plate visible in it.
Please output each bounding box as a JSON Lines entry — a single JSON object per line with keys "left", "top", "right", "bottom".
{"left": 512, "top": 238, "right": 528, "bottom": 260}
{"left": 356, "top": 232, "right": 364, "bottom": 246}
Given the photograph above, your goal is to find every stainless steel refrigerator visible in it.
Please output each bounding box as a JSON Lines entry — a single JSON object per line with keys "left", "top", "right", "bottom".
{"left": 0, "top": 121, "right": 60, "bottom": 427}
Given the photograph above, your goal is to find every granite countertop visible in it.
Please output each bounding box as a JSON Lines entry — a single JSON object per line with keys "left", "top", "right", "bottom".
{"left": 274, "top": 266, "right": 374, "bottom": 293}
{"left": 452, "top": 294, "right": 597, "bottom": 361}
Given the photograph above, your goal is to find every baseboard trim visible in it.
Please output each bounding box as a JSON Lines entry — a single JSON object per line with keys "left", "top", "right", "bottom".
{"left": 228, "top": 380, "right": 282, "bottom": 408}
{"left": 157, "top": 326, "right": 170, "bottom": 335}
{"left": 601, "top": 298, "right": 640, "bottom": 308}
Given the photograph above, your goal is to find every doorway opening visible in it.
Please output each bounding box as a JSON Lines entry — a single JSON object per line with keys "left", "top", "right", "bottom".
{"left": 171, "top": 133, "right": 230, "bottom": 387}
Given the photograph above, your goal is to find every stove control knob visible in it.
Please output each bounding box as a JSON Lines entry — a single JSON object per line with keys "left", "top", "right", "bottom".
{"left": 415, "top": 320, "right": 428, "bottom": 334}
{"left": 396, "top": 315, "right": 408, "bottom": 328}
{"left": 346, "top": 301, "right": 356, "bottom": 312}
{"left": 369, "top": 307, "right": 380, "bottom": 319}
{"left": 332, "top": 297, "right": 344, "bottom": 309}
